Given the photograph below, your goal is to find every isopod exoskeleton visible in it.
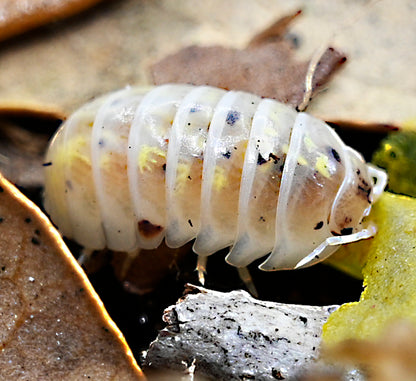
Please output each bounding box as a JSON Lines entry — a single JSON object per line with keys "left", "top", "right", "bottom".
{"left": 43, "top": 84, "right": 387, "bottom": 270}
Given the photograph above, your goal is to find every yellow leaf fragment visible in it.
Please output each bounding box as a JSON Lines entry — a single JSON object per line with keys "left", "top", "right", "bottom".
{"left": 0, "top": 173, "right": 144, "bottom": 380}
{"left": 323, "top": 192, "right": 416, "bottom": 345}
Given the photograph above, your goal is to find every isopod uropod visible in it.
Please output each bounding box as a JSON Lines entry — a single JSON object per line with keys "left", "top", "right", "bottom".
{"left": 43, "top": 84, "right": 387, "bottom": 270}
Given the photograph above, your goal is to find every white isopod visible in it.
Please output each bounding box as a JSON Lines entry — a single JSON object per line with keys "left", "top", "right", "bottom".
{"left": 43, "top": 84, "right": 387, "bottom": 271}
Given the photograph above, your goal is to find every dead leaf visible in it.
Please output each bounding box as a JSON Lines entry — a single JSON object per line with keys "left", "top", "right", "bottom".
{"left": 0, "top": 173, "right": 145, "bottom": 380}
{"left": 151, "top": 11, "right": 347, "bottom": 109}
{"left": 0, "top": 0, "right": 104, "bottom": 42}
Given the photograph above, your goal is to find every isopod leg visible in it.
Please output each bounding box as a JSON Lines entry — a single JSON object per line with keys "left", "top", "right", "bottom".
{"left": 196, "top": 255, "right": 258, "bottom": 297}
{"left": 237, "top": 267, "right": 259, "bottom": 298}
{"left": 77, "top": 248, "right": 94, "bottom": 266}
{"left": 119, "top": 249, "right": 141, "bottom": 279}
{"left": 196, "top": 255, "right": 208, "bottom": 285}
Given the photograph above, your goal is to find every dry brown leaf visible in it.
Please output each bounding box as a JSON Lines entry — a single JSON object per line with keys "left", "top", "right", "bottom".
{"left": 0, "top": 173, "right": 145, "bottom": 380}
{"left": 0, "top": 0, "right": 104, "bottom": 42}
{"left": 151, "top": 12, "right": 347, "bottom": 109}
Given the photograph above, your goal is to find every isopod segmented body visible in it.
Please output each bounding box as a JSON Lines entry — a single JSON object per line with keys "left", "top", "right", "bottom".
{"left": 43, "top": 84, "right": 387, "bottom": 270}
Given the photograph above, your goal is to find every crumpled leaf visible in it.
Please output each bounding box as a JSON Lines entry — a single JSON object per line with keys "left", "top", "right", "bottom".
{"left": 151, "top": 11, "right": 346, "bottom": 109}
{"left": 323, "top": 192, "right": 416, "bottom": 345}
{"left": 0, "top": 0, "right": 104, "bottom": 42}
{"left": 0, "top": 173, "right": 144, "bottom": 380}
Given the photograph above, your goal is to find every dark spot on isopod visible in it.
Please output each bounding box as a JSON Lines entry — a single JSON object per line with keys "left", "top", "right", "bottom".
{"left": 259, "top": 216, "right": 266, "bottom": 222}
{"left": 98, "top": 139, "right": 104, "bottom": 146}
{"left": 257, "top": 153, "right": 267, "bottom": 165}
{"left": 188, "top": 219, "right": 193, "bottom": 227}
{"left": 138, "top": 220, "right": 163, "bottom": 238}
{"left": 222, "top": 150, "right": 231, "bottom": 159}
{"left": 314, "top": 221, "right": 324, "bottom": 230}
{"left": 225, "top": 110, "right": 240, "bottom": 126}
{"left": 0, "top": 186, "right": 3, "bottom": 193}
{"left": 269, "top": 153, "right": 279, "bottom": 164}
{"left": 162, "top": 163, "right": 166, "bottom": 171}
{"left": 42, "top": 162, "right": 53, "bottom": 167}
{"left": 330, "top": 148, "right": 341, "bottom": 163}
{"left": 357, "top": 184, "right": 371, "bottom": 203}
{"left": 25, "top": 217, "right": 31, "bottom": 224}
{"left": 0, "top": 217, "right": 4, "bottom": 223}
{"left": 340, "top": 227, "right": 354, "bottom": 235}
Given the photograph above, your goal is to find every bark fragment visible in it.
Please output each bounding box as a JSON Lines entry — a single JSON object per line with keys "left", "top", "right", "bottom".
{"left": 145, "top": 284, "right": 338, "bottom": 380}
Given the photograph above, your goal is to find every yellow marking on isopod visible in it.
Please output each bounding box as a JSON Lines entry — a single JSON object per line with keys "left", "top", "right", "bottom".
{"left": 138, "top": 145, "right": 166, "bottom": 173}
{"left": 175, "top": 162, "right": 192, "bottom": 193}
{"left": 297, "top": 156, "right": 308, "bottom": 166}
{"left": 70, "top": 136, "right": 87, "bottom": 149}
{"left": 304, "top": 135, "right": 317, "bottom": 152}
{"left": 53, "top": 136, "right": 90, "bottom": 167}
{"left": 315, "top": 154, "right": 331, "bottom": 178}
{"left": 213, "top": 166, "right": 227, "bottom": 191}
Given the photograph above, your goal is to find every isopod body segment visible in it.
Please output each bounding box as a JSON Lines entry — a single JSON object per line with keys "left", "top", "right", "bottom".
{"left": 43, "top": 84, "right": 387, "bottom": 270}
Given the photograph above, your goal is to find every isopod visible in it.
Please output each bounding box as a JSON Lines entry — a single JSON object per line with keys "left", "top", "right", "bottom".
{"left": 43, "top": 84, "right": 387, "bottom": 271}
